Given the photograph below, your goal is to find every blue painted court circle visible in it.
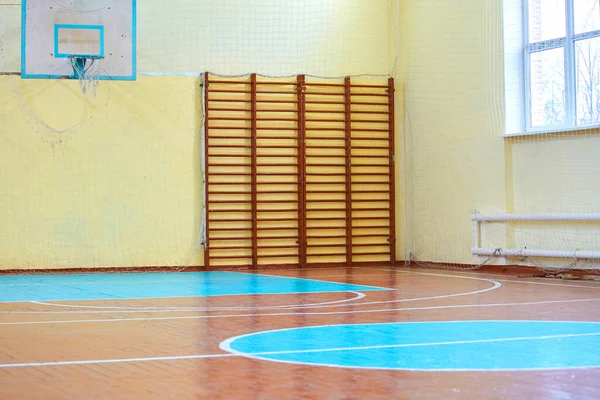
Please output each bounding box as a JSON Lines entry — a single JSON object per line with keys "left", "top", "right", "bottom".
{"left": 220, "top": 320, "right": 600, "bottom": 371}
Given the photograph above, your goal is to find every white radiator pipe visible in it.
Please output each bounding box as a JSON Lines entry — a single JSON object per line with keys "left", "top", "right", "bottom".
{"left": 472, "top": 248, "right": 600, "bottom": 259}
{"left": 471, "top": 213, "right": 600, "bottom": 222}
{"left": 471, "top": 212, "right": 600, "bottom": 260}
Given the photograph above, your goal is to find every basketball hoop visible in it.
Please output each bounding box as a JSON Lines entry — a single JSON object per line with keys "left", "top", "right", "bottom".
{"left": 68, "top": 55, "right": 104, "bottom": 97}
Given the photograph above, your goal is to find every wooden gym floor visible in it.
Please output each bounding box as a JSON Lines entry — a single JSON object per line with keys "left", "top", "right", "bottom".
{"left": 1, "top": 266, "right": 599, "bottom": 399}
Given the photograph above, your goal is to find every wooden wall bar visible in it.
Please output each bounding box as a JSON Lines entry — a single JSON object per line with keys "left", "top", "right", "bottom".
{"left": 204, "top": 73, "right": 395, "bottom": 268}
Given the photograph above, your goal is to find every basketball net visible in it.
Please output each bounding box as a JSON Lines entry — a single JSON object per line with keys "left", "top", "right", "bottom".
{"left": 69, "top": 56, "right": 103, "bottom": 97}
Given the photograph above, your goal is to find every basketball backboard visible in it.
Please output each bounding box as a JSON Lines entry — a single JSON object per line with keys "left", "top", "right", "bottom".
{"left": 21, "top": 0, "right": 136, "bottom": 80}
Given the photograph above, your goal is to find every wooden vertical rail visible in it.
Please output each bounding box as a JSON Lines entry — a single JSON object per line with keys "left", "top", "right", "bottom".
{"left": 344, "top": 77, "right": 353, "bottom": 267}
{"left": 388, "top": 77, "right": 397, "bottom": 266}
{"left": 297, "top": 75, "right": 307, "bottom": 266}
{"left": 204, "top": 72, "right": 211, "bottom": 269}
{"left": 251, "top": 74, "right": 258, "bottom": 269}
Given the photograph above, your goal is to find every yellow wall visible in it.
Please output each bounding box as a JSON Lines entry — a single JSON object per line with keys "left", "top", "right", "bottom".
{"left": 0, "top": 76, "right": 204, "bottom": 269}
{"left": 400, "top": 0, "right": 600, "bottom": 265}
{"left": 400, "top": 0, "right": 507, "bottom": 264}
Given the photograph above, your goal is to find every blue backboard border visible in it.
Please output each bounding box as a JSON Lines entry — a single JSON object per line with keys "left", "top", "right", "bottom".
{"left": 21, "top": 0, "right": 136, "bottom": 81}
{"left": 54, "top": 24, "right": 105, "bottom": 58}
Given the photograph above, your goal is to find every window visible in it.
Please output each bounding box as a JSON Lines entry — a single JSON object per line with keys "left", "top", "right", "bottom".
{"left": 524, "top": 0, "right": 600, "bottom": 131}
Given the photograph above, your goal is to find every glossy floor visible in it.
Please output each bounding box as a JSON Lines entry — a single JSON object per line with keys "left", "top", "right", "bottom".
{"left": 1, "top": 266, "right": 599, "bottom": 399}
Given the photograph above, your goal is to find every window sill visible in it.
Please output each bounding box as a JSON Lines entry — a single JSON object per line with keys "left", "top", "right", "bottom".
{"left": 501, "top": 123, "right": 600, "bottom": 138}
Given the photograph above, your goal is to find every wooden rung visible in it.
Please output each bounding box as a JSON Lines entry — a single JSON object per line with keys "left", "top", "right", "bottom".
{"left": 257, "top": 135, "right": 299, "bottom": 140}
{"left": 308, "top": 243, "right": 346, "bottom": 248}
{"left": 305, "top": 101, "right": 345, "bottom": 105}
{"left": 350, "top": 84, "right": 388, "bottom": 88}
{"left": 306, "top": 109, "right": 346, "bottom": 113}
{"left": 209, "top": 237, "right": 252, "bottom": 241}
{"left": 351, "top": 207, "right": 390, "bottom": 211}
{"left": 258, "top": 244, "right": 300, "bottom": 249}
{"left": 257, "top": 91, "right": 297, "bottom": 95}
{"left": 256, "top": 100, "right": 299, "bottom": 104}
{"left": 256, "top": 118, "right": 299, "bottom": 121}
{"left": 305, "top": 92, "right": 345, "bottom": 96}
{"left": 306, "top": 208, "right": 346, "bottom": 212}
{"left": 351, "top": 119, "right": 390, "bottom": 124}
{"left": 351, "top": 101, "right": 388, "bottom": 106}
{"left": 352, "top": 243, "right": 390, "bottom": 247}
{"left": 207, "top": 135, "right": 250, "bottom": 139}
{"left": 209, "top": 209, "right": 251, "bottom": 213}
{"left": 351, "top": 110, "right": 389, "bottom": 114}
{"left": 208, "top": 199, "right": 252, "bottom": 204}
{"left": 307, "top": 235, "right": 346, "bottom": 239}
{"left": 306, "top": 128, "right": 345, "bottom": 131}
{"left": 352, "top": 216, "right": 390, "bottom": 221}
{"left": 208, "top": 191, "right": 252, "bottom": 195}
{"left": 258, "top": 209, "right": 299, "bottom": 213}
{"left": 256, "top": 227, "right": 299, "bottom": 231}
{"left": 351, "top": 224, "right": 390, "bottom": 228}
{"left": 210, "top": 246, "right": 253, "bottom": 250}
{"left": 305, "top": 119, "right": 345, "bottom": 123}
{"left": 209, "top": 145, "right": 252, "bottom": 149}
{"left": 258, "top": 253, "right": 299, "bottom": 258}
{"left": 208, "top": 99, "right": 252, "bottom": 103}
{"left": 208, "top": 117, "right": 252, "bottom": 121}
{"left": 207, "top": 163, "right": 251, "bottom": 167}
{"left": 350, "top": 93, "right": 389, "bottom": 97}
{"left": 208, "top": 89, "right": 251, "bottom": 94}
{"left": 209, "top": 127, "right": 252, "bottom": 130}
{"left": 208, "top": 80, "right": 250, "bottom": 85}
{"left": 209, "top": 255, "right": 253, "bottom": 260}
{"left": 208, "top": 154, "right": 250, "bottom": 158}
{"left": 306, "top": 199, "right": 346, "bottom": 203}
{"left": 305, "top": 136, "right": 344, "bottom": 140}
{"left": 209, "top": 227, "right": 252, "bottom": 232}
{"left": 305, "top": 172, "right": 345, "bottom": 176}
{"left": 258, "top": 217, "right": 299, "bottom": 222}
{"left": 306, "top": 217, "right": 346, "bottom": 221}
{"left": 351, "top": 128, "right": 390, "bottom": 132}
{"left": 257, "top": 154, "right": 298, "bottom": 158}
{"left": 257, "top": 200, "right": 299, "bottom": 204}
{"left": 351, "top": 181, "right": 390, "bottom": 185}
{"left": 257, "top": 146, "right": 298, "bottom": 150}
{"left": 305, "top": 145, "right": 345, "bottom": 149}
{"left": 306, "top": 182, "right": 345, "bottom": 185}
{"left": 257, "top": 163, "right": 298, "bottom": 167}
{"left": 351, "top": 252, "right": 391, "bottom": 256}
{"left": 305, "top": 83, "right": 345, "bottom": 87}
{"left": 306, "top": 252, "right": 346, "bottom": 257}
{"left": 351, "top": 146, "right": 389, "bottom": 149}
{"left": 256, "top": 81, "right": 296, "bottom": 86}
{"left": 209, "top": 218, "right": 252, "bottom": 222}
{"left": 258, "top": 191, "right": 299, "bottom": 195}
{"left": 351, "top": 164, "right": 390, "bottom": 167}
{"left": 258, "top": 127, "right": 299, "bottom": 131}
{"left": 350, "top": 199, "right": 390, "bottom": 203}
{"left": 210, "top": 173, "right": 252, "bottom": 176}
{"left": 207, "top": 108, "right": 250, "bottom": 112}
{"left": 258, "top": 235, "right": 299, "bottom": 240}
{"left": 351, "top": 234, "right": 390, "bottom": 238}
{"left": 257, "top": 109, "right": 298, "bottom": 112}
{"left": 351, "top": 155, "right": 390, "bottom": 159}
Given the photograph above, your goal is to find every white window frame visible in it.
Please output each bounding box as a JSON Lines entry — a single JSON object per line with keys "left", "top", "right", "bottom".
{"left": 504, "top": 0, "right": 600, "bottom": 136}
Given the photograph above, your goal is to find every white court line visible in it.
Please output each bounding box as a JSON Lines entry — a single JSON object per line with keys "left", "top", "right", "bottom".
{"left": 2, "top": 273, "right": 500, "bottom": 314}
{"left": 0, "top": 353, "right": 236, "bottom": 368}
{"left": 2, "top": 297, "right": 599, "bottom": 326}
{"left": 360, "top": 266, "right": 600, "bottom": 290}
{"left": 3, "top": 329, "right": 600, "bottom": 370}
{"left": 3, "top": 291, "right": 366, "bottom": 314}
